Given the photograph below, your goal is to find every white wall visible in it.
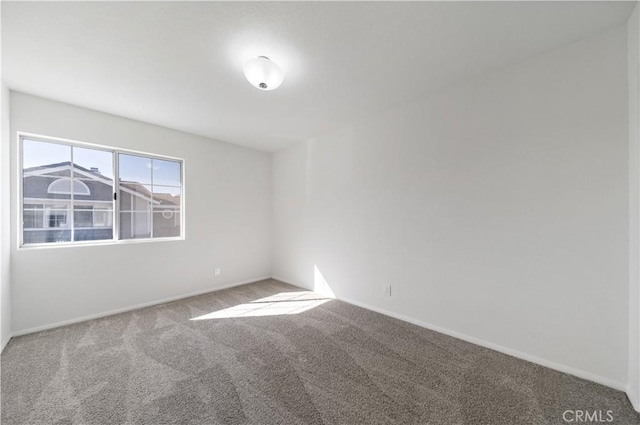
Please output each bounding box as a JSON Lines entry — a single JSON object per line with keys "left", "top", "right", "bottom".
{"left": 629, "top": 3, "right": 640, "bottom": 410}
{"left": 1, "top": 84, "right": 12, "bottom": 350}
{"left": 10, "top": 93, "right": 272, "bottom": 334}
{"left": 273, "top": 27, "right": 629, "bottom": 388}
{"left": 0, "top": 2, "right": 12, "bottom": 352}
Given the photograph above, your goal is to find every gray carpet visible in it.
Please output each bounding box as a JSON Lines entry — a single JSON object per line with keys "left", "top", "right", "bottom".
{"left": 1, "top": 279, "right": 638, "bottom": 425}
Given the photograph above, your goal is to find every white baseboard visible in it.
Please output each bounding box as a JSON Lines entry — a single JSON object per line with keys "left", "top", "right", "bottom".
{"left": 12, "top": 276, "right": 271, "bottom": 337}
{"left": 272, "top": 275, "right": 312, "bottom": 291}
{"left": 1, "top": 333, "right": 12, "bottom": 353}
{"left": 627, "top": 386, "right": 640, "bottom": 412}
{"left": 272, "top": 276, "right": 627, "bottom": 393}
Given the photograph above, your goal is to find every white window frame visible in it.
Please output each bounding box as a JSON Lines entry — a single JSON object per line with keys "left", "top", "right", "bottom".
{"left": 18, "top": 132, "right": 185, "bottom": 249}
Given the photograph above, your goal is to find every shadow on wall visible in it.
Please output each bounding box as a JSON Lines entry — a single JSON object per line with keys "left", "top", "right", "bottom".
{"left": 191, "top": 265, "right": 335, "bottom": 320}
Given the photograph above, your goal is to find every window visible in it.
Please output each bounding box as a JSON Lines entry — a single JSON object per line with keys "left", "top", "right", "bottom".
{"left": 20, "top": 135, "right": 184, "bottom": 247}
{"left": 118, "top": 153, "right": 182, "bottom": 240}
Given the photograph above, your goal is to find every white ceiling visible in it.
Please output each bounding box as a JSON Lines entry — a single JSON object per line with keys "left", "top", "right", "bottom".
{"left": 2, "top": 1, "right": 634, "bottom": 152}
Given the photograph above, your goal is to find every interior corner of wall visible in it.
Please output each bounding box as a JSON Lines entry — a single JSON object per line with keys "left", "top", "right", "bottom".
{"left": 627, "top": 385, "right": 640, "bottom": 413}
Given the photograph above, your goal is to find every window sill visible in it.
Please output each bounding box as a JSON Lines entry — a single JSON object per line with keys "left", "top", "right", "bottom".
{"left": 18, "top": 236, "right": 185, "bottom": 250}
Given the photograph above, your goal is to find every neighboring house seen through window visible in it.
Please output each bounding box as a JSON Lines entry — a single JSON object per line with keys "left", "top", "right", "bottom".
{"left": 47, "top": 178, "right": 91, "bottom": 196}
{"left": 118, "top": 153, "right": 182, "bottom": 240}
{"left": 20, "top": 136, "right": 183, "bottom": 246}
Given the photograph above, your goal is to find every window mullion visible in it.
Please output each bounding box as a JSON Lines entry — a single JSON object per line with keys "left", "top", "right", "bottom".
{"left": 70, "top": 147, "right": 75, "bottom": 242}
{"left": 150, "top": 159, "right": 154, "bottom": 239}
{"left": 114, "top": 151, "right": 119, "bottom": 241}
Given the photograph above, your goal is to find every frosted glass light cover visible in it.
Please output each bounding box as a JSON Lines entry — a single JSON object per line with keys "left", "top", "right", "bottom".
{"left": 243, "top": 56, "right": 284, "bottom": 91}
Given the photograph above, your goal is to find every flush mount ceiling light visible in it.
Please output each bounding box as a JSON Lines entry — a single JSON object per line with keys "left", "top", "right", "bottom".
{"left": 243, "top": 56, "right": 284, "bottom": 91}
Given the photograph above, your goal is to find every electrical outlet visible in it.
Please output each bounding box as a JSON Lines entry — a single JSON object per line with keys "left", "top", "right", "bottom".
{"left": 214, "top": 268, "right": 221, "bottom": 277}
{"left": 384, "top": 284, "right": 392, "bottom": 297}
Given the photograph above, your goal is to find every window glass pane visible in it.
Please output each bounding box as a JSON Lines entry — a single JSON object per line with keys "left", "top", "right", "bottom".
{"left": 153, "top": 185, "right": 181, "bottom": 205}
{"left": 119, "top": 211, "right": 151, "bottom": 239}
{"left": 75, "top": 200, "right": 114, "bottom": 239}
{"left": 118, "top": 154, "right": 151, "bottom": 184}
{"left": 73, "top": 204, "right": 114, "bottom": 241}
{"left": 23, "top": 229, "right": 71, "bottom": 244}
{"left": 118, "top": 154, "right": 155, "bottom": 240}
{"left": 47, "top": 209, "right": 69, "bottom": 228}
{"left": 73, "top": 147, "right": 114, "bottom": 222}
{"left": 153, "top": 209, "right": 181, "bottom": 238}
{"left": 152, "top": 159, "right": 181, "bottom": 187}
{"left": 92, "top": 208, "right": 114, "bottom": 228}
{"left": 152, "top": 186, "right": 181, "bottom": 238}
{"left": 75, "top": 228, "right": 114, "bottom": 242}
{"left": 23, "top": 139, "right": 70, "bottom": 169}
{"left": 23, "top": 201, "right": 71, "bottom": 244}
{"left": 119, "top": 183, "right": 153, "bottom": 212}
{"left": 73, "top": 146, "right": 113, "bottom": 180}
{"left": 74, "top": 207, "right": 93, "bottom": 227}
{"left": 23, "top": 205, "right": 44, "bottom": 229}
{"left": 23, "top": 140, "right": 72, "bottom": 245}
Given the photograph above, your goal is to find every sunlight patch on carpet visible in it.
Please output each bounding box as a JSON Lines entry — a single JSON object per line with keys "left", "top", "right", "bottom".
{"left": 190, "top": 291, "right": 331, "bottom": 320}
